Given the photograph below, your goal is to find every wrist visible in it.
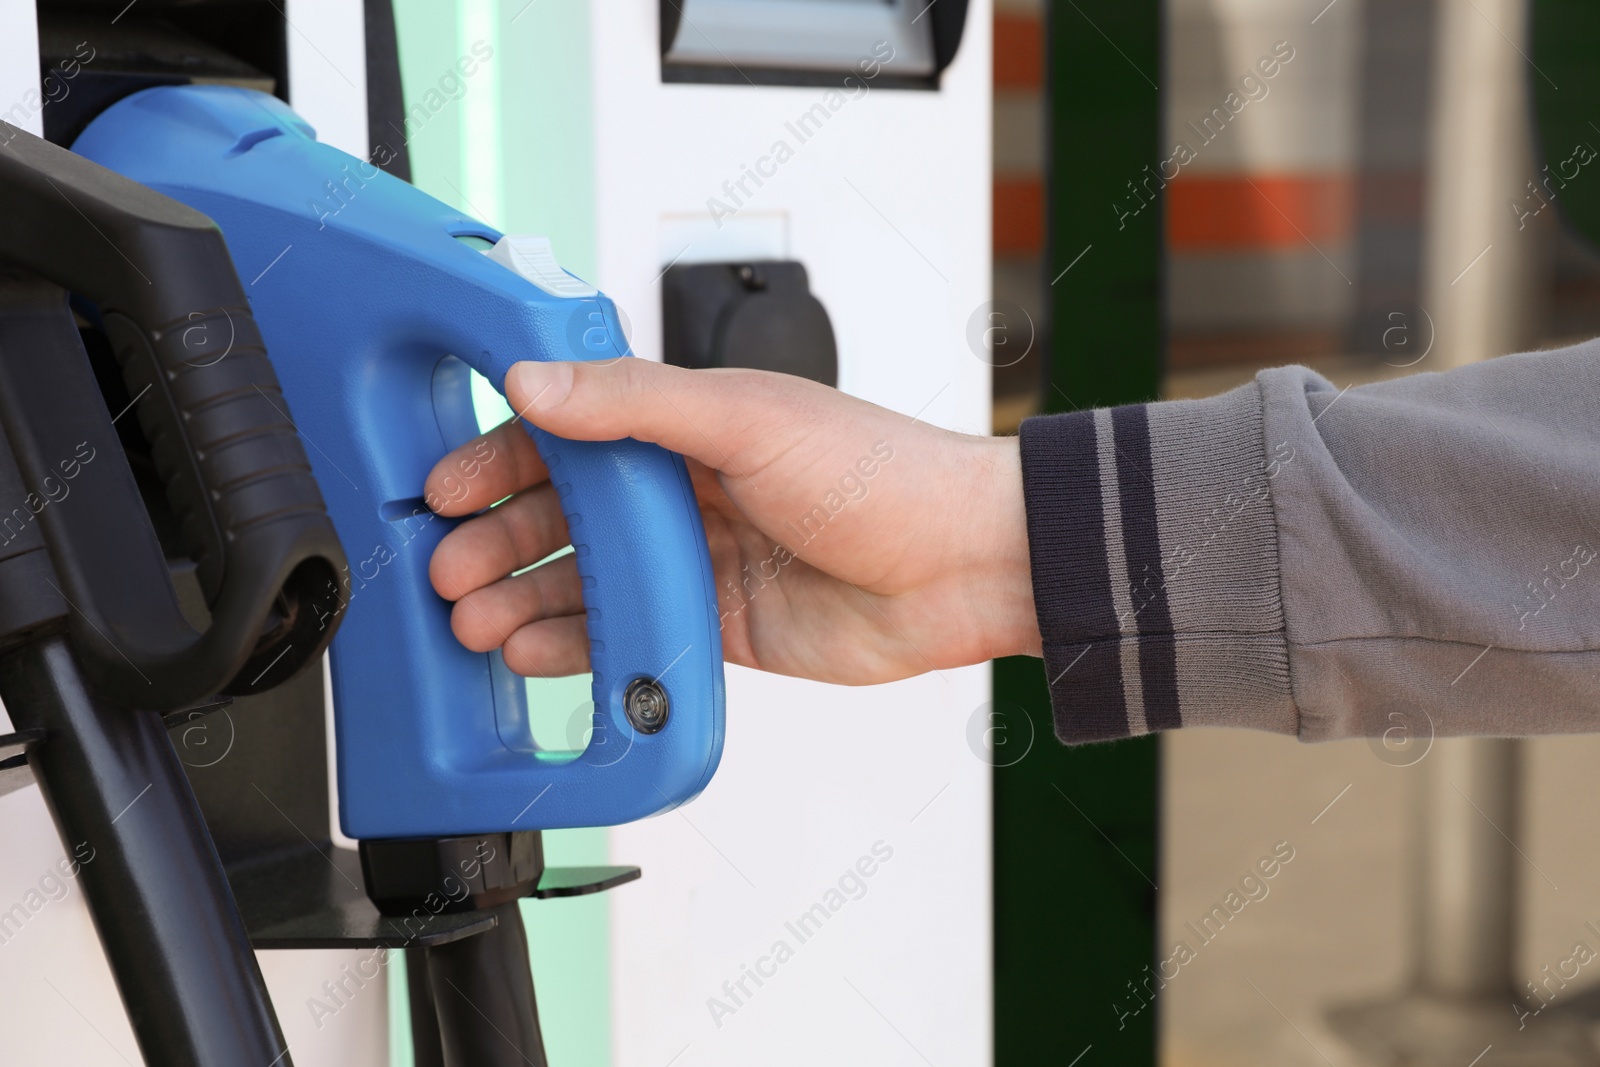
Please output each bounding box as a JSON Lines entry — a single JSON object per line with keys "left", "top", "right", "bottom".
{"left": 968, "top": 434, "right": 1041, "bottom": 660}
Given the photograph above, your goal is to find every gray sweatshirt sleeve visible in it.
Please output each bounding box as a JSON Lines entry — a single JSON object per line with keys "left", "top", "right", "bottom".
{"left": 1017, "top": 340, "right": 1600, "bottom": 744}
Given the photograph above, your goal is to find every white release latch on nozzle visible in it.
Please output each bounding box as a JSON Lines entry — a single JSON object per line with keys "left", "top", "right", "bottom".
{"left": 484, "top": 235, "right": 598, "bottom": 299}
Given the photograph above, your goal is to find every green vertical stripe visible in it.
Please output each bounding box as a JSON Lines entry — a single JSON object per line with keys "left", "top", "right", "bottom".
{"left": 394, "top": 0, "right": 466, "bottom": 201}
{"left": 392, "top": 2, "right": 609, "bottom": 1064}
{"left": 499, "top": 0, "right": 597, "bottom": 280}
{"left": 458, "top": 0, "right": 504, "bottom": 227}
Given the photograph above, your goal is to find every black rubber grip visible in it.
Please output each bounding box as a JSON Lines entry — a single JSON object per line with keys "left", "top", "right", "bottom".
{"left": 102, "top": 308, "right": 325, "bottom": 604}
{"left": 0, "top": 121, "right": 347, "bottom": 708}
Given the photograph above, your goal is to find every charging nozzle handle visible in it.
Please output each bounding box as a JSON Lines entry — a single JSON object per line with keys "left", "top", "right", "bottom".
{"left": 0, "top": 124, "right": 346, "bottom": 708}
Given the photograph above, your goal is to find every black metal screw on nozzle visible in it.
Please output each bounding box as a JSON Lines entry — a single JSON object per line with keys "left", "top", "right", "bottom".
{"left": 624, "top": 678, "right": 670, "bottom": 734}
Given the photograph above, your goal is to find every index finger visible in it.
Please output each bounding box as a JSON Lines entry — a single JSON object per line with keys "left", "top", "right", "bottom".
{"left": 425, "top": 417, "right": 550, "bottom": 516}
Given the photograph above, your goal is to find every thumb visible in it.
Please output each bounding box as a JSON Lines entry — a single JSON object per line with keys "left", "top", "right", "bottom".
{"left": 504, "top": 358, "right": 800, "bottom": 472}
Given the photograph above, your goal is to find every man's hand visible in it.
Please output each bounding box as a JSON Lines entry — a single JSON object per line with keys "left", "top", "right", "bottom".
{"left": 425, "top": 359, "right": 1039, "bottom": 685}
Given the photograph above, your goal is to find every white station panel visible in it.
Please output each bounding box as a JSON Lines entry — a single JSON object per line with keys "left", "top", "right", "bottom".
{"left": 0, "top": 0, "right": 41, "bottom": 136}
{"left": 285, "top": 0, "right": 370, "bottom": 158}
{"left": 593, "top": 4, "right": 995, "bottom": 1064}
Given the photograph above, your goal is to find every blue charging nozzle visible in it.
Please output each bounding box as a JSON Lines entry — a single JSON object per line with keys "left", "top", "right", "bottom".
{"left": 74, "top": 85, "right": 725, "bottom": 839}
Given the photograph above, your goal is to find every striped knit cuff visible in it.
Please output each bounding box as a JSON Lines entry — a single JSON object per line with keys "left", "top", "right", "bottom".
{"left": 1018, "top": 381, "right": 1296, "bottom": 743}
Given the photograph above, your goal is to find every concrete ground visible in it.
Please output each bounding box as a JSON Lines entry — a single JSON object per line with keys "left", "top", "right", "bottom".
{"left": 1162, "top": 731, "right": 1600, "bottom": 1067}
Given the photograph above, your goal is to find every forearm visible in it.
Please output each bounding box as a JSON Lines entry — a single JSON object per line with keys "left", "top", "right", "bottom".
{"left": 1019, "top": 341, "right": 1600, "bottom": 743}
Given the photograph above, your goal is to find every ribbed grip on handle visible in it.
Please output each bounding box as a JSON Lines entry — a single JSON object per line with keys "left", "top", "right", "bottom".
{"left": 104, "top": 307, "right": 328, "bottom": 605}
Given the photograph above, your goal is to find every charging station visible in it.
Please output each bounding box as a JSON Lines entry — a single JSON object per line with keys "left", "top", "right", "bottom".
{"left": 0, "top": 1, "right": 993, "bottom": 1063}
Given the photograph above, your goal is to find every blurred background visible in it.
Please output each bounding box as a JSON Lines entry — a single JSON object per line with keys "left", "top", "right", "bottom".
{"left": 993, "top": 1, "right": 1600, "bottom": 1065}
{"left": 993, "top": 0, "right": 1600, "bottom": 431}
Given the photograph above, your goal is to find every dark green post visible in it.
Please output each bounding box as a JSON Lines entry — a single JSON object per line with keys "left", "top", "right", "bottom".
{"left": 1531, "top": 1, "right": 1600, "bottom": 248}
{"left": 993, "top": 1, "right": 1163, "bottom": 1063}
